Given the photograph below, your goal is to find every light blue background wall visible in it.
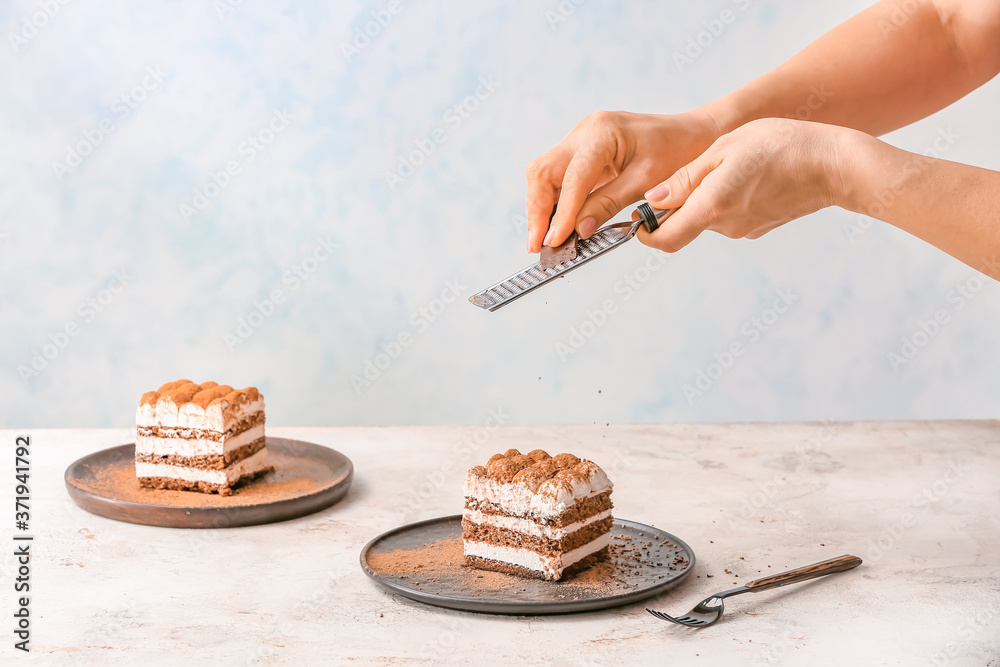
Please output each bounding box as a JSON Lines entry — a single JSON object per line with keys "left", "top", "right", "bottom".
{"left": 3, "top": 0, "right": 999, "bottom": 428}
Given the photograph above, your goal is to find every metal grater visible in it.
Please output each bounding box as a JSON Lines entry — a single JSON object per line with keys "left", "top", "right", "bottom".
{"left": 469, "top": 203, "right": 675, "bottom": 311}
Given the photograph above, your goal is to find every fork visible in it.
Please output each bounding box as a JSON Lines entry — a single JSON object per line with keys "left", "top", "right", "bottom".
{"left": 646, "top": 554, "right": 862, "bottom": 627}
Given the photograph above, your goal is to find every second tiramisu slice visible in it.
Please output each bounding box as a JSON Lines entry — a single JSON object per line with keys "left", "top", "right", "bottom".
{"left": 462, "top": 449, "right": 613, "bottom": 580}
{"left": 134, "top": 379, "right": 270, "bottom": 495}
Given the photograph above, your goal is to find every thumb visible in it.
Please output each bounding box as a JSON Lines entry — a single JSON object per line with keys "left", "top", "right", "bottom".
{"left": 643, "top": 150, "right": 720, "bottom": 211}
{"left": 638, "top": 154, "right": 724, "bottom": 253}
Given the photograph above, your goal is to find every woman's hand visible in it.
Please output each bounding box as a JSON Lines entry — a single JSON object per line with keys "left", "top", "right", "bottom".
{"left": 640, "top": 118, "right": 848, "bottom": 252}
{"left": 525, "top": 109, "right": 721, "bottom": 252}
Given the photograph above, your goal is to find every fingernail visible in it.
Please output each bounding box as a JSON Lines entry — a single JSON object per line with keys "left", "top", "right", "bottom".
{"left": 579, "top": 216, "right": 598, "bottom": 238}
{"left": 645, "top": 184, "right": 669, "bottom": 202}
{"left": 527, "top": 232, "right": 532, "bottom": 253}
{"left": 542, "top": 227, "right": 555, "bottom": 247}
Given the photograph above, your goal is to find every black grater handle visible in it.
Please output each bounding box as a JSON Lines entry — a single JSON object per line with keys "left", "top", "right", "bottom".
{"left": 635, "top": 202, "right": 675, "bottom": 233}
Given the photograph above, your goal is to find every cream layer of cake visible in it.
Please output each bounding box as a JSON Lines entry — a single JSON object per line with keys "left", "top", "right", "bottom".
{"left": 461, "top": 507, "right": 613, "bottom": 540}
{"left": 136, "top": 395, "right": 264, "bottom": 432}
{"left": 462, "top": 464, "right": 611, "bottom": 519}
{"left": 134, "top": 448, "right": 270, "bottom": 486}
{"left": 463, "top": 532, "right": 611, "bottom": 579}
{"left": 134, "top": 423, "right": 264, "bottom": 459}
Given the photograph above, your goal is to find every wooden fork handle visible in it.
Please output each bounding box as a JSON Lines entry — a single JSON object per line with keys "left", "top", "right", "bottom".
{"left": 746, "top": 554, "right": 862, "bottom": 592}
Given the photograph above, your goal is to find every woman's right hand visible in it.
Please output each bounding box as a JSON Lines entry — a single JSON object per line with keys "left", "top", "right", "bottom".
{"left": 525, "top": 108, "right": 722, "bottom": 252}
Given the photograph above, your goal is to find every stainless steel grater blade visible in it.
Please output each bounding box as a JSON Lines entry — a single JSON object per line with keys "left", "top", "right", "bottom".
{"left": 469, "top": 203, "right": 674, "bottom": 312}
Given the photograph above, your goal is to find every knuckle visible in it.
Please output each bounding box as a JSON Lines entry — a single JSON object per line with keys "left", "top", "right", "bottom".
{"left": 673, "top": 167, "right": 695, "bottom": 194}
{"left": 561, "top": 160, "right": 593, "bottom": 190}
{"left": 561, "top": 169, "right": 580, "bottom": 190}
{"left": 713, "top": 186, "right": 735, "bottom": 210}
{"left": 588, "top": 109, "right": 615, "bottom": 127}
{"left": 701, "top": 202, "right": 723, "bottom": 229}
{"left": 526, "top": 159, "right": 545, "bottom": 179}
{"left": 526, "top": 200, "right": 550, "bottom": 217}
{"left": 710, "top": 134, "right": 731, "bottom": 153}
{"left": 587, "top": 110, "right": 622, "bottom": 141}
{"left": 590, "top": 193, "right": 621, "bottom": 219}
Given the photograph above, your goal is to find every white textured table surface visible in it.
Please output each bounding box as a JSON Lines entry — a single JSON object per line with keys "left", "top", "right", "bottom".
{"left": 1, "top": 422, "right": 999, "bottom": 666}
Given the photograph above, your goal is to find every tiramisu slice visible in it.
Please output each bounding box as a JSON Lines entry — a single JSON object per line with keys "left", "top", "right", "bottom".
{"left": 134, "top": 380, "right": 270, "bottom": 495}
{"left": 463, "top": 449, "right": 613, "bottom": 581}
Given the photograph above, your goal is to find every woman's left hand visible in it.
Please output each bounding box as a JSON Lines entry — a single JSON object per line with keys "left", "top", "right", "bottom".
{"left": 640, "top": 118, "right": 849, "bottom": 252}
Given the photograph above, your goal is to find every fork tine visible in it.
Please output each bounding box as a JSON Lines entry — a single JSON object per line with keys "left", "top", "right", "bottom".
{"left": 645, "top": 608, "right": 692, "bottom": 627}
{"left": 661, "top": 616, "right": 689, "bottom": 627}
{"left": 645, "top": 609, "right": 676, "bottom": 622}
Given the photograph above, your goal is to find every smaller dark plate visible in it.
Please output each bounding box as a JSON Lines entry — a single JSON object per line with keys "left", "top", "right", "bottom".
{"left": 360, "top": 515, "right": 695, "bottom": 615}
{"left": 65, "top": 437, "right": 353, "bottom": 528}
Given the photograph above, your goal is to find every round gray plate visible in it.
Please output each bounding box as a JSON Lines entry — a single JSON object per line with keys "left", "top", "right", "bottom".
{"left": 360, "top": 515, "right": 695, "bottom": 615}
{"left": 65, "top": 438, "right": 353, "bottom": 528}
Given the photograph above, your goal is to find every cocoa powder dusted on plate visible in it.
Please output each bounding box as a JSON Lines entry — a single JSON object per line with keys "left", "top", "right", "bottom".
{"left": 68, "top": 450, "right": 326, "bottom": 508}
{"left": 364, "top": 534, "right": 687, "bottom": 600}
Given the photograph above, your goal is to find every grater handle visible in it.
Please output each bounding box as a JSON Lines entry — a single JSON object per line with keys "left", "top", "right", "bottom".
{"left": 635, "top": 202, "right": 676, "bottom": 233}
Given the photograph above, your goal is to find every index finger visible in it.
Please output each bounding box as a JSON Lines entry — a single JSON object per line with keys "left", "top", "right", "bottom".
{"left": 548, "top": 142, "right": 613, "bottom": 246}
{"left": 526, "top": 150, "right": 569, "bottom": 253}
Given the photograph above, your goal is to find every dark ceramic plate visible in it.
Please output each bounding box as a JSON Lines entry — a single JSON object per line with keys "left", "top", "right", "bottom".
{"left": 360, "top": 515, "right": 695, "bottom": 614}
{"left": 65, "top": 437, "right": 353, "bottom": 528}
